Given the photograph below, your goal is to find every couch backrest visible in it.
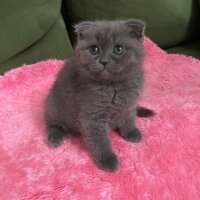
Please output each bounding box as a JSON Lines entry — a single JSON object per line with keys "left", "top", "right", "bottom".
{"left": 63, "top": 0, "right": 200, "bottom": 48}
{"left": 0, "top": 0, "right": 73, "bottom": 74}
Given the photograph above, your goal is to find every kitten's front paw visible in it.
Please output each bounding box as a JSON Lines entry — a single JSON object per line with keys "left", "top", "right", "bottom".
{"left": 121, "top": 128, "right": 142, "bottom": 143}
{"left": 97, "top": 153, "right": 119, "bottom": 172}
{"left": 48, "top": 127, "right": 64, "bottom": 147}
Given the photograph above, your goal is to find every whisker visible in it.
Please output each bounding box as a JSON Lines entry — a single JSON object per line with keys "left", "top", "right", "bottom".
{"left": 73, "top": 70, "right": 89, "bottom": 84}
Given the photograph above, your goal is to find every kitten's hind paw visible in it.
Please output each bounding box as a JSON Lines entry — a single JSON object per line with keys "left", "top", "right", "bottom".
{"left": 97, "top": 153, "right": 119, "bottom": 172}
{"left": 47, "top": 126, "right": 64, "bottom": 147}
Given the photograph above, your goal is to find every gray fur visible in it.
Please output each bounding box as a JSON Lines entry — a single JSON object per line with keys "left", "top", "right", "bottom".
{"left": 45, "top": 19, "right": 145, "bottom": 172}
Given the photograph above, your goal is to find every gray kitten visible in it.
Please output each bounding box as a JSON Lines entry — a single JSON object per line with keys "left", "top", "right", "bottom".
{"left": 45, "top": 19, "right": 153, "bottom": 172}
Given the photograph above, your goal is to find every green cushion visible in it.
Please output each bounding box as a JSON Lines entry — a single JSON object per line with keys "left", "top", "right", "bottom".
{"left": 0, "top": 0, "right": 73, "bottom": 74}
{"left": 63, "top": 0, "right": 200, "bottom": 48}
{"left": 166, "top": 40, "right": 200, "bottom": 59}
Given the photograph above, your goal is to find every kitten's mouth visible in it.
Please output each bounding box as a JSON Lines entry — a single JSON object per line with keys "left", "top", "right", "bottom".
{"left": 91, "top": 68, "right": 112, "bottom": 80}
{"left": 101, "top": 69, "right": 111, "bottom": 77}
{"left": 89, "top": 64, "right": 124, "bottom": 80}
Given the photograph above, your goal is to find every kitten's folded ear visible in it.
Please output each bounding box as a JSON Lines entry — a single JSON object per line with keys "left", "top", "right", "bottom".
{"left": 74, "top": 21, "right": 95, "bottom": 39}
{"left": 124, "top": 19, "right": 145, "bottom": 41}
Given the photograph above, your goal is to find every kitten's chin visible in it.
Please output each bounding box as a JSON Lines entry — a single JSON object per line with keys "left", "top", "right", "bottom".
{"left": 87, "top": 69, "right": 113, "bottom": 81}
{"left": 99, "top": 70, "right": 112, "bottom": 80}
{"left": 90, "top": 69, "right": 124, "bottom": 82}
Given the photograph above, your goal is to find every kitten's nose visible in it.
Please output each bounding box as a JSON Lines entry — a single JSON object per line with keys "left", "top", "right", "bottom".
{"left": 100, "top": 61, "right": 108, "bottom": 66}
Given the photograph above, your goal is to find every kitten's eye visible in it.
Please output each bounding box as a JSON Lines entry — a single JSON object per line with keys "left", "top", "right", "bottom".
{"left": 89, "top": 45, "right": 99, "bottom": 55}
{"left": 114, "top": 45, "right": 124, "bottom": 55}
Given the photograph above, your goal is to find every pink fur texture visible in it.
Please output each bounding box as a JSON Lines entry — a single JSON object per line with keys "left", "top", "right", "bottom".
{"left": 0, "top": 38, "right": 200, "bottom": 200}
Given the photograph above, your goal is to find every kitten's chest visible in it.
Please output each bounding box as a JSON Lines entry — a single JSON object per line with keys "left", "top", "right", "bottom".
{"left": 79, "top": 81, "right": 140, "bottom": 120}
{"left": 93, "top": 82, "right": 137, "bottom": 111}
{"left": 103, "top": 85, "right": 127, "bottom": 106}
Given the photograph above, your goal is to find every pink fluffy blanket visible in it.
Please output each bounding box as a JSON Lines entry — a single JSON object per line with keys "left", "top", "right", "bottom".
{"left": 0, "top": 39, "right": 200, "bottom": 200}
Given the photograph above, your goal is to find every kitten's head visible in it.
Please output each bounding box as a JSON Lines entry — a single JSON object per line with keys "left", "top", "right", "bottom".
{"left": 74, "top": 19, "right": 145, "bottom": 81}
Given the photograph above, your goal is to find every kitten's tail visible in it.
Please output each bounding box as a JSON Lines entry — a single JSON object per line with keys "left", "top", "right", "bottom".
{"left": 136, "top": 106, "right": 155, "bottom": 117}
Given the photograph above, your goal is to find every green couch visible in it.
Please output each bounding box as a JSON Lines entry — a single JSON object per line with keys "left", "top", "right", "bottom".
{"left": 0, "top": 0, "right": 200, "bottom": 74}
